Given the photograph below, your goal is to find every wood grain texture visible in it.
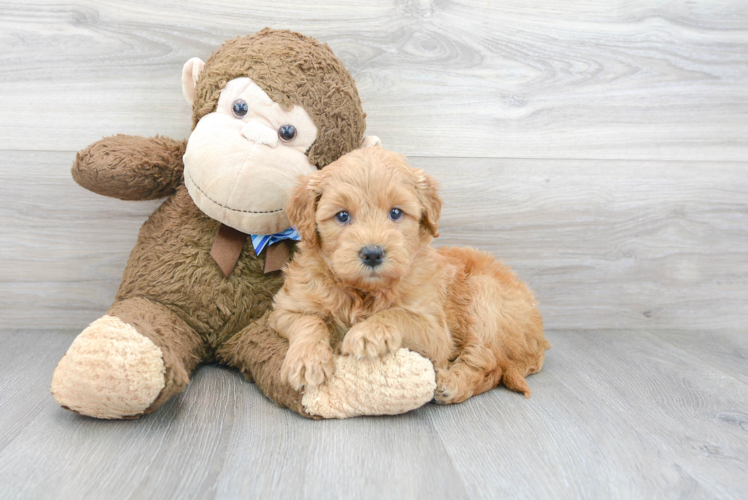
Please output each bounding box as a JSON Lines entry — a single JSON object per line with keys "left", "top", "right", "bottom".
{"left": 653, "top": 329, "right": 748, "bottom": 384}
{"left": 2, "top": 2, "right": 747, "bottom": 499}
{"left": 0, "top": 329, "right": 746, "bottom": 500}
{"left": 427, "top": 329, "right": 748, "bottom": 500}
{"left": 2, "top": 151, "right": 746, "bottom": 330}
{"left": 418, "top": 157, "right": 748, "bottom": 330}
{"left": 0, "top": 0, "right": 746, "bottom": 159}
{"left": 213, "top": 393, "right": 467, "bottom": 500}
{"left": 0, "top": 331, "right": 72, "bottom": 452}
{"left": 2, "top": 0, "right": 747, "bottom": 330}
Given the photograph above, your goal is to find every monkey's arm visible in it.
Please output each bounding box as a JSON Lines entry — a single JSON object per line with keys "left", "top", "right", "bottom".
{"left": 72, "top": 135, "right": 187, "bottom": 200}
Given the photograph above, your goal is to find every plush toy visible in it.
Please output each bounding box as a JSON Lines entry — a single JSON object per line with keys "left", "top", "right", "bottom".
{"left": 50, "top": 29, "right": 436, "bottom": 420}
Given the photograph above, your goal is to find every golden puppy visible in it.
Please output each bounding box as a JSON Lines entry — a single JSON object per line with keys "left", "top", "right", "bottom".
{"left": 270, "top": 147, "right": 550, "bottom": 404}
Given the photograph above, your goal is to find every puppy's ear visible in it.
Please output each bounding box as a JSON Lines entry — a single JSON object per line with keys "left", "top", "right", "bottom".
{"left": 414, "top": 169, "right": 442, "bottom": 238}
{"left": 287, "top": 173, "right": 322, "bottom": 247}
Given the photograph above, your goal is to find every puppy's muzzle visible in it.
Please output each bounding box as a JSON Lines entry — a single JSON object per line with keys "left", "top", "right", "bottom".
{"left": 359, "top": 245, "right": 385, "bottom": 268}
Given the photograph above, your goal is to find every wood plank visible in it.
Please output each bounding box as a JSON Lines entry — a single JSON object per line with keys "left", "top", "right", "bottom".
{"left": 0, "top": 365, "right": 246, "bottom": 500}
{"left": 428, "top": 329, "right": 748, "bottom": 500}
{"left": 213, "top": 392, "right": 467, "bottom": 500}
{"left": 417, "top": 157, "right": 748, "bottom": 330}
{"left": 652, "top": 329, "right": 748, "bottom": 384}
{"left": 0, "top": 331, "right": 467, "bottom": 500}
{"left": 2, "top": 151, "right": 746, "bottom": 331}
{"left": 0, "top": 331, "right": 73, "bottom": 452}
{"left": 0, "top": 1, "right": 746, "bottom": 160}
{"left": 0, "top": 329, "right": 746, "bottom": 499}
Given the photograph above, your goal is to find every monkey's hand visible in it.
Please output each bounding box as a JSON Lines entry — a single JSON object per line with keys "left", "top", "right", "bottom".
{"left": 72, "top": 135, "right": 186, "bottom": 200}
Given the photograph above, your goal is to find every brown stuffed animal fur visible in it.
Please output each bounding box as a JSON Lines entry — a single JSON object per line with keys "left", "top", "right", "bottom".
{"left": 50, "top": 29, "right": 436, "bottom": 420}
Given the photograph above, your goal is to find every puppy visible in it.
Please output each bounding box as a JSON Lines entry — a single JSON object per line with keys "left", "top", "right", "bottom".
{"left": 270, "top": 147, "right": 550, "bottom": 404}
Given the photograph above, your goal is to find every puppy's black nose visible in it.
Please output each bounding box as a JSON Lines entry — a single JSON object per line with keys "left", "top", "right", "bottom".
{"left": 359, "top": 245, "right": 385, "bottom": 268}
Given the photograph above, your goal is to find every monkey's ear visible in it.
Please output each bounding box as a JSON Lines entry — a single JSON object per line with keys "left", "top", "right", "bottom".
{"left": 181, "top": 57, "right": 206, "bottom": 107}
{"left": 287, "top": 174, "right": 322, "bottom": 248}
{"left": 414, "top": 169, "right": 442, "bottom": 238}
{"left": 361, "top": 136, "right": 382, "bottom": 148}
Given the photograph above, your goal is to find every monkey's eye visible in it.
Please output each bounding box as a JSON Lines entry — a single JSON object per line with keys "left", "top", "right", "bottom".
{"left": 232, "top": 100, "right": 249, "bottom": 118}
{"left": 335, "top": 211, "right": 350, "bottom": 224}
{"left": 278, "top": 125, "right": 297, "bottom": 142}
{"left": 389, "top": 208, "right": 404, "bottom": 221}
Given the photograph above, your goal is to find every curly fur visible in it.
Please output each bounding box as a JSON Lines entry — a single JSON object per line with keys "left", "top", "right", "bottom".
{"left": 271, "top": 148, "right": 551, "bottom": 402}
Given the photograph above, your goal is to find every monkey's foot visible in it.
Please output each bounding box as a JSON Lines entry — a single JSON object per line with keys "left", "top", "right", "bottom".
{"left": 51, "top": 315, "right": 166, "bottom": 419}
{"left": 301, "top": 348, "right": 436, "bottom": 419}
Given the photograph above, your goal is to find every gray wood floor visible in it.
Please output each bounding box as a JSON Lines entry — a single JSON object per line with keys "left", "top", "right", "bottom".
{"left": 0, "top": 329, "right": 746, "bottom": 500}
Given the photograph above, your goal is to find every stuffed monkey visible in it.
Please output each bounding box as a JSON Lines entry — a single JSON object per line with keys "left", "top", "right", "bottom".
{"left": 51, "top": 29, "right": 436, "bottom": 419}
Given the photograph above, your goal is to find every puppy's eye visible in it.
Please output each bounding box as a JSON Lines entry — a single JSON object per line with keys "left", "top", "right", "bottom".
{"left": 278, "top": 124, "right": 297, "bottom": 142}
{"left": 232, "top": 99, "right": 249, "bottom": 118}
{"left": 335, "top": 211, "right": 350, "bottom": 224}
{"left": 389, "top": 208, "right": 404, "bottom": 221}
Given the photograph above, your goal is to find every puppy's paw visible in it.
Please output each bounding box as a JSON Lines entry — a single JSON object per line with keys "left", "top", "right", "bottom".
{"left": 434, "top": 369, "right": 470, "bottom": 405}
{"left": 341, "top": 321, "right": 402, "bottom": 360}
{"left": 281, "top": 340, "right": 334, "bottom": 391}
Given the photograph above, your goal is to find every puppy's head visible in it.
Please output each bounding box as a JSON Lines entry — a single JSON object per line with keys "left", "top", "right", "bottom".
{"left": 287, "top": 147, "right": 442, "bottom": 291}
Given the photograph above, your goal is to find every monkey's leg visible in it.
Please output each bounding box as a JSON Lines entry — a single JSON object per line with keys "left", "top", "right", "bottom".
{"left": 218, "top": 311, "right": 436, "bottom": 419}
{"left": 51, "top": 297, "right": 205, "bottom": 419}
{"left": 217, "top": 312, "right": 311, "bottom": 417}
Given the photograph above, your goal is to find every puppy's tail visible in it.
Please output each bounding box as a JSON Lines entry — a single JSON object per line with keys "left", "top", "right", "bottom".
{"left": 501, "top": 366, "right": 531, "bottom": 398}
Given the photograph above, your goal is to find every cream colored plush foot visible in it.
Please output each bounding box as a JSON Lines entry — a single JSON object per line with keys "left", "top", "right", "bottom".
{"left": 301, "top": 348, "right": 436, "bottom": 419}
{"left": 51, "top": 315, "right": 166, "bottom": 419}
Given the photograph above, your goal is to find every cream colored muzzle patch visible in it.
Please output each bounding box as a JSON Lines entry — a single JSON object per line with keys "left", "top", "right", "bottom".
{"left": 184, "top": 77, "right": 319, "bottom": 235}
{"left": 242, "top": 122, "right": 278, "bottom": 147}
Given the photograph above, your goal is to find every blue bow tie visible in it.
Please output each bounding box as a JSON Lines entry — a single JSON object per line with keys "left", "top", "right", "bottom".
{"left": 250, "top": 227, "right": 301, "bottom": 255}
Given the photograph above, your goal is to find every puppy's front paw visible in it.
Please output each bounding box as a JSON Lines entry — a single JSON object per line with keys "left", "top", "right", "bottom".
{"left": 341, "top": 321, "right": 402, "bottom": 360}
{"left": 281, "top": 340, "right": 334, "bottom": 391}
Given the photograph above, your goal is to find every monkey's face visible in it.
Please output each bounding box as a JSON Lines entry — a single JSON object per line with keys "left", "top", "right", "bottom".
{"left": 184, "top": 77, "right": 319, "bottom": 235}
